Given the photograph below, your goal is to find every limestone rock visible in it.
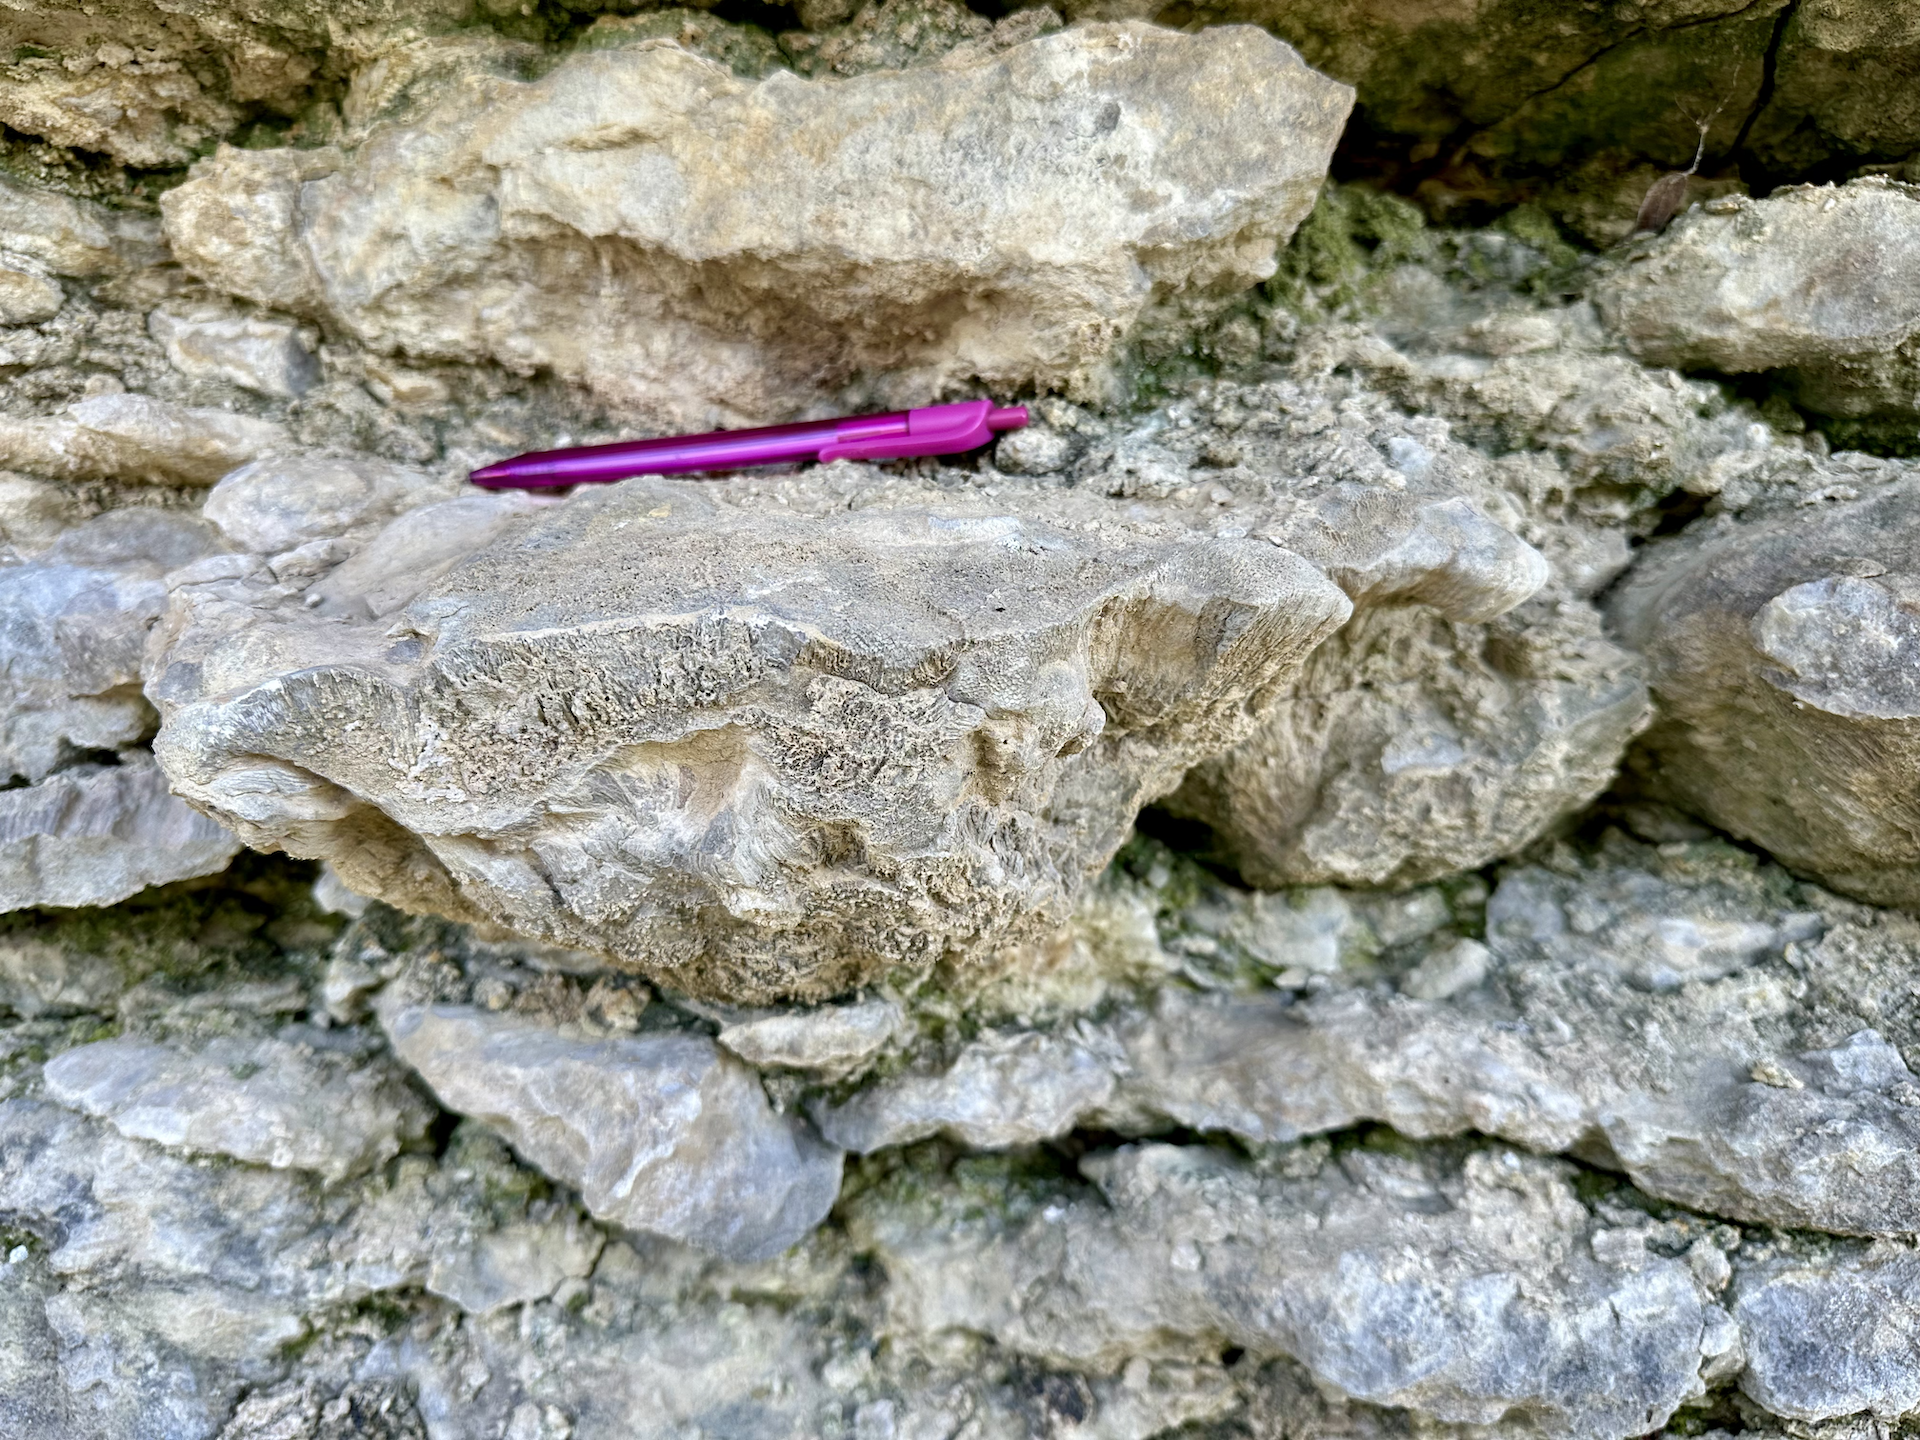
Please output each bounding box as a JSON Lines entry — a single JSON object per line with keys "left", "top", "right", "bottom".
{"left": 148, "top": 304, "right": 319, "bottom": 400}
{"left": 148, "top": 452, "right": 1544, "bottom": 999}
{"left": 1597, "top": 181, "right": 1920, "bottom": 418}
{"left": 380, "top": 1003, "right": 843, "bottom": 1260}
{"left": 42, "top": 1029, "right": 435, "bottom": 1182}
{"left": 1168, "top": 597, "right": 1649, "bottom": 888}
{"left": 1610, "top": 473, "right": 1920, "bottom": 909}
{"left": 716, "top": 995, "right": 902, "bottom": 1078}
{"left": 856, "top": 1141, "right": 1724, "bottom": 1439}
{"left": 0, "top": 393, "right": 288, "bottom": 487}
{"left": 0, "top": 754, "right": 240, "bottom": 911}
{"left": 0, "top": 260, "right": 63, "bottom": 326}
{"left": 1733, "top": 1242, "right": 1920, "bottom": 1422}
{"left": 161, "top": 24, "right": 1352, "bottom": 425}
{"left": 0, "top": 174, "right": 166, "bottom": 278}
{"left": 814, "top": 1029, "right": 1117, "bottom": 1152}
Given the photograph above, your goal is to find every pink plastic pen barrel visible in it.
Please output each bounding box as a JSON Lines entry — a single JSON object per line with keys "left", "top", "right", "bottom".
{"left": 469, "top": 401, "right": 1027, "bottom": 489}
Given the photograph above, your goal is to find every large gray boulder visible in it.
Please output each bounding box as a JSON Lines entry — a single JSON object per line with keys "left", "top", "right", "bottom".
{"left": 160, "top": 23, "right": 1352, "bottom": 426}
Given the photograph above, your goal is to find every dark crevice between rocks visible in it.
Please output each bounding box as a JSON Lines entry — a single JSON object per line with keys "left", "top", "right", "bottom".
{"left": 1727, "top": 0, "right": 1801, "bottom": 187}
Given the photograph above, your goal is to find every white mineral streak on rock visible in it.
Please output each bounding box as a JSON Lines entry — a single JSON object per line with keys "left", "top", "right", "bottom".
{"left": 1611, "top": 475, "right": 1920, "bottom": 909}
{"left": 0, "top": 393, "right": 288, "bottom": 487}
{"left": 42, "top": 1030, "right": 434, "bottom": 1182}
{"left": 147, "top": 304, "right": 319, "bottom": 399}
{"left": 813, "top": 1029, "right": 1118, "bottom": 1151}
{"left": 161, "top": 24, "right": 1353, "bottom": 425}
{"left": 147, "top": 452, "right": 1545, "bottom": 999}
{"left": 1596, "top": 179, "right": 1920, "bottom": 416}
{"left": 857, "top": 1142, "right": 1724, "bottom": 1439}
{"left": 1733, "top": 1244, "right": 1920, "bottom": 1422}
{"left": 716, "top": 995, "right": 903, "bottom": 1078}
{"left": 381, "top": 1003, "right": 843, "bottom": 1260}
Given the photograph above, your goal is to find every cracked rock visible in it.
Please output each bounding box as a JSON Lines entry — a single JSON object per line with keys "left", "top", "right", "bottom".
{"left": 856, "top": 1141, "right": 1724, "bottom": 1439}
{"left": 147, "top": 454, "right": 1543, "bottom": 1000}
{"left": 380, "top": 1002, "right": 843, "bottom": 1260}
{"left": 1611, "top": 472, "right": 1920, "bottom": 910}
{"left": 161, "top": 24, "right": 1351, "bottom": 426}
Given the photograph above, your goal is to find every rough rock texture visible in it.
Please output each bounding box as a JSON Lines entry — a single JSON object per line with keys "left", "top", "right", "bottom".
{"left": 161, "top": 24, "right": 1351, "bottom": 426}
{"left": 1611, "top": 472, "right": 1920, "bottom": 910}
{"left": 381, "top": 1001, "right": 842, "bottom": 1260}
{"left": 1598, "top": 179, "right": 1920, "bottom": 419}
{"left": 8, "top": 0, "right": 1920, "bottom": 1429}
{"left": 1, "top": 507, "right": 241, "bottom": 909}
{"left": 855, "top": 1141, "right": 1729, "bottom": 1439}
{"left": 147, "top": 454, "right": 1544, "bottom": 1000}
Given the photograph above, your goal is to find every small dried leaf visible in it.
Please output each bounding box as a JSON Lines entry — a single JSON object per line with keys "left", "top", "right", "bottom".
{"left": 1636, "top": 171, "right": 1692, "bottom": 234}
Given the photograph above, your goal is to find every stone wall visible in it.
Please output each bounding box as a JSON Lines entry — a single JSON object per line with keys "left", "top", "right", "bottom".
{"left": 5, "top": 3, "right": 1920, "bottom": 1437}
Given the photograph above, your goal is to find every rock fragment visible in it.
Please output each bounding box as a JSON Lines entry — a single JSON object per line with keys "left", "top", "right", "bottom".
{"left": 1733, "top": 1242, "right": 1920, "bottom": 1422}
{"left": 1169, "top": 597, "right": 1649, "bottom": 888}
{"left": 0, "top": 754, "right": 240, "bottom": 911}
{"left": 857, "top": 1142, "right": 1723, "bottom": 1439}
{"left": 0, "top": 173, "right": 166, "bottom": 277}
{"left": 381, "top": 1003, "right": 843, "bottom": 1260}
{"left": 813, "top": 1029, "right": 1117, "bottom": 1152}
{"left": 1610, "top": 474, "right": 1920, "bottom": 909}
{"left": 716, "top": 995, "right": 902, "bottom": 1078}
{"left": 42, "top": 1029, "right": 434, "bottom": 1182}
{"left": 148, "top": 457, "right": 1544, "bottom": 999}
{"left": 162, "top": 25, "right": 1352, "bottom": 424}
{"left": 148, "top": 304, "right": 319, "bottom": 399}
{"left": 1597, "top": 180, "right": 1920, "bottom": 418}
{"left": 0, "top": 393, "right": 288, "bottom": 487}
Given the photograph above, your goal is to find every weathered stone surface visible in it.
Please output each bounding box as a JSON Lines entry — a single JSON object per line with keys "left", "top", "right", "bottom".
{"left": 0, "top": 174, "right": 166, "bottom": 278}
{"left": 1733, "top": 1242, "right": 1920, "bottom": 1422}
{"left": 0, "top": 754, "right": 240, "bottom": 911}
{"left": 815, "top": 1029, "right": 1117, "bottom": 1152}
{"left": 0, "top": 394, "right": 288, "bottom": 487}
{"left": 380, "top": 1002, "right": 843, "bottom": 1260}
{"left": 856, "top": 1141, "right": 1727, "bottom": 1439}
{"left": 716, "top": 995, "right": 902, "bottom": 1078}
{"left": 1610, "top": 473, "right": 1920, "bottom": 910}
{"left": 148, "top": 304, "right": 319, "bottom": 400}
{"left": 161, "top": 24, "right": 1352, "bottom": 425}
{"left": 822, "top": 835, "right": 1920, "bottom": 1236}
{"left": 42, "top": 1029, "right": 434, "bottom": 1182}
{"left": 1169, "top": 596, "right": 1648, "bottom": 888}
{"left": 149, "top": 452, "right": 1544, "bottom": 1000}
{"left": 1597, "top": 180, "right": 1920, "bottom": 418}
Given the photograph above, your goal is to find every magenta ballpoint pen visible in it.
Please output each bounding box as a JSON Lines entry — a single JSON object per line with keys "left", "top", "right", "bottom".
{"left": 468, "top": 399, "right": 1029, "bottom": 489}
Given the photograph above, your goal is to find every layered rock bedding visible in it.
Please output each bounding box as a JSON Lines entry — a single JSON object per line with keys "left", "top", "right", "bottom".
{"left": 6, "top": 4, "right": 1920, "bottom": 1437}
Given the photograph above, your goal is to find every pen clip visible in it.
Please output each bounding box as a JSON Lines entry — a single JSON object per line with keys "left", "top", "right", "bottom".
{"left": 818, "top": 400, "right": 1000, "bottom": 463}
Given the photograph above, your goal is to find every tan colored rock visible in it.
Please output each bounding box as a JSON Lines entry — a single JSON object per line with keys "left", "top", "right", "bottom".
{"left": 0, "top": 394, "right": 288, "bottom": 487}
{"left": 1596, "top": 181, "right": 1920, "bottom": 418}
{"left": 0, "top": 174, "right": 165, "bottom": 278}
{"left": 1610, "top": 473, "right": 1920, "bottom": 910}
{"left": 147, "top": 452, "right": 1543, "bottom": 1000}
{"left": 161, "top": 24, "right": 1352, "bottom": 425}
{"left": 148, "top": 304, "right": 319, "bottom": 399}
{"left": 1167, "top": 597, "right": 1648, "bottom": 888}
